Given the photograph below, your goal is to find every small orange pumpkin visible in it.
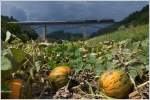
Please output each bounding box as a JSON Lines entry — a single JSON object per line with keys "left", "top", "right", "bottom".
{"left": 48, "top": 66, "right": 71, "bottom": 89}
{"left": 98, "top": 70, "right": 133, "bottom": 98}
{"left": 8, "top": 79, "right": 23, "bottom": 99}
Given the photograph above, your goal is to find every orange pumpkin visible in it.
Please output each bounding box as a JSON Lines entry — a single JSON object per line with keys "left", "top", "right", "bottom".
{"left": 99, "top": 70, "right": 133, "bottom": 99}
{"left": 8, "top": 79, "right": 23, "bottom": 99}
{"left": 48, "top": 66, "right": 71, "bottom": 89}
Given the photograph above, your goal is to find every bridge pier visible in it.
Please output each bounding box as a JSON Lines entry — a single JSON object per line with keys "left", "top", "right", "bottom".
{"left": 44, "top": 24, "right": 48, "bottom": 42}
{"left": 81, "top": 26, "right": 87, "bottom": 39}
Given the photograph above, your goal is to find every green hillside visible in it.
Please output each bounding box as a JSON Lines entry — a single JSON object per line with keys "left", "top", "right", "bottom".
{"left": 121, "top": 5, "right": 149, "bottom": 26}
{"left": 87, "top": 24, "right": 148, "bottom": 47}
{"left": 87, "top": 5, "right": 149, "bottom": 47}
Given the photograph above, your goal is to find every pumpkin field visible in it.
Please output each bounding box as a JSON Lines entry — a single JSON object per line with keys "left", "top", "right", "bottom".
{"left": 1, "top": 26, "right": 149, "bottom": 99}
{"left": 1, "top": 2, "right": 149, "bottom": 99}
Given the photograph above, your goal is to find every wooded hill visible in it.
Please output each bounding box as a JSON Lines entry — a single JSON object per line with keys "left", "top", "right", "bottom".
{"left": 1, "top": 16, "right": 38, "bottom": 42}
{"left": 91, "top": 5, "right": 149, "bottom": 38}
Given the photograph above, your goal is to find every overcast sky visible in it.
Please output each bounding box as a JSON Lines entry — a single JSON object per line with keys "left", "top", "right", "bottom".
{"left": 1, "top": 1, "right": 148, "bottom": 21}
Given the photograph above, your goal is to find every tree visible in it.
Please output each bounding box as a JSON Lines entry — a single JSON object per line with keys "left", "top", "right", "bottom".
{"left": 1, "top": 15, "right": 38, "bottom": 42}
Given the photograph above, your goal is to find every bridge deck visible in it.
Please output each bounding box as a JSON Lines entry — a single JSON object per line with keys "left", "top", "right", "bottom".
{"left": 8, "top": 19, "right": 115, "bottom": 25}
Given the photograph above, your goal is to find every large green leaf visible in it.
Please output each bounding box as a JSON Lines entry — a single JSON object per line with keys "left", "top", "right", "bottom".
{"left": 1, "top": 49, "right": 13, "bottom": 71}
{"left": 10, "top": 48, "right": 26, "bottom": 64}
{"left": 1, "top": 49, "right": 16, "bottom": 79}
{"left": 5, "top": 31, "right": 12, "bottom": 42}
{"left": 1, "top": 83, "right": 10, "bottom": 92}
{"left": 1, "top": 55, "right": 12, "bottom": 71}
{"left": 1, "top": 83, "right": 11, "bottom": 99}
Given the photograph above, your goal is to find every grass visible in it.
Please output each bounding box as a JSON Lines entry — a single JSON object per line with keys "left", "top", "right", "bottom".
{"left": 86, "top": 24, "right": 148, "bottom": 47}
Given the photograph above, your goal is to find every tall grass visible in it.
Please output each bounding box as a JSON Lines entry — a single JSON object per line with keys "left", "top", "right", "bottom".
{"left": 86, "top": 24, "right": 148, "bottom": 46}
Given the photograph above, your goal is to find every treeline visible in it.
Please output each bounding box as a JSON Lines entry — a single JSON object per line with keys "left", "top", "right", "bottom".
{"left": 1, "top": 16, "right": 38, "bottom": 42}
{"left": 121, "top": 5, "right": 149, "bottom": 26}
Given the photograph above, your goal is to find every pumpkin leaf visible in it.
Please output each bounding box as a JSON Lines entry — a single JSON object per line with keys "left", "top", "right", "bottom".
{"left": 1, "top": 83, "right": 10, "bottom": 92}
{"left": 10, "top": 48, "right": 26, "bottom": 64}
{"left": 1, "top": 49, "right": 14, "bottom": 78}
{"left": 35, "top": 60, "right": 42, "bottom": 72}
{"left": 1, "top": 54, "right": 12, "bottom": 71}
{"left": 5, "top": 31, "right": 12, "bottom": 42}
